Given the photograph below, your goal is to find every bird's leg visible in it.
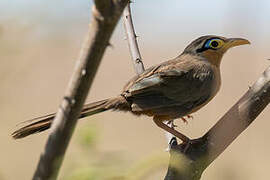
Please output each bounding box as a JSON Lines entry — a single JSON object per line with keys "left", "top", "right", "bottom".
{"left": 153, "top": 117, "right": 190, "bottom": 143}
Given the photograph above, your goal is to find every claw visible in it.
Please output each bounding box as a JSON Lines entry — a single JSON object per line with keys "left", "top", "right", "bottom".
{"left": 181, "top": 117, "right": 188, "bottom": 124}
{"left": 183, "top": 139, "right": 191, "bottom": 153}
{"left": 165, "top": 121, "right": 177, "bottom": 127}
{"left": 181, "top": 114, "right": 193, "bottom": 124}
{"left": 187, "top": 114, "right": 193, "bottom": 119}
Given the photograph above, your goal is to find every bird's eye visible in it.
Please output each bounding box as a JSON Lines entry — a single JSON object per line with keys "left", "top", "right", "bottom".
{"left": 205, "top": 39, "right": 224, "bottom": 49}
{"left": 210, "top": 41, "right": 219, "bottom": 48}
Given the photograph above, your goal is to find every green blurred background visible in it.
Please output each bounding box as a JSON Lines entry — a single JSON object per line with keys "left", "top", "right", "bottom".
{"left": 0, "top": 0, "right": 270, "bottom": 179}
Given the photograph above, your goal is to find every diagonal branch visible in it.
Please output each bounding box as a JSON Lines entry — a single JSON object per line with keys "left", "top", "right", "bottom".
{"left": 32, "top": 1, "right": 128, "bottom": 179}
{"left": 165, "top": 65, "right": 270, "bottom": 180}
{"left": 123, "top": 2, "right": 145, "bottom": 74}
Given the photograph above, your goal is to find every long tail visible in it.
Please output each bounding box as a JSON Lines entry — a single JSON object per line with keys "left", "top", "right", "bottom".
{"left": 12, "top": 96, "right": 129, "bottom": 139}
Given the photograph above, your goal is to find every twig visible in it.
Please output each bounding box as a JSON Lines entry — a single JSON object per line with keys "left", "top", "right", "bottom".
{"left": 122, "top": 2, "right": 177, "bottom": 149}
{"left": 123, "top": 2, "right": 145, "bottom": 74}
{"left": 32, "top": 1, "right": 128, "bottom": 179}
{"left": 165, "top": 65, "right": 270, "bottom": 180}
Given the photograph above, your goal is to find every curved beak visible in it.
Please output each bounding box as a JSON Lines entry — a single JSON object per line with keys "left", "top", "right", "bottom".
{"left": 224, "top": 38, "right": 251, "bottom": 50}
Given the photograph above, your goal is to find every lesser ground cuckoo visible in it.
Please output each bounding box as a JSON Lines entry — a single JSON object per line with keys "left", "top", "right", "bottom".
{"left": 12, "top": 35, "right": 250, "bottom": 143}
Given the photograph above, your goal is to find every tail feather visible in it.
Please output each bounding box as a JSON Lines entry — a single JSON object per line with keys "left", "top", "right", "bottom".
{"left": 12, "top": 96, "right": 129, "bottom": 139}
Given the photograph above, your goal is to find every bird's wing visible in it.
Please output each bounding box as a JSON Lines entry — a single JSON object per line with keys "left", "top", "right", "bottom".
{"left": 122, "top": 59, "right": 214, "bottom": 112}
{"left": 123, "top": 58, "right": 188, "bottom": 95}
{"left": 122, "top": 64, "right": 191, "bottom": 111}
{"left": 127, "top": 69, "right": 188, "bottom": 95}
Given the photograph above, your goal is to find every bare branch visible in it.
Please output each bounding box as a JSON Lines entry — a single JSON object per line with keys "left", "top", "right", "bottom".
{"left": 123, "top": 2, "right": 145, "bottom": 74}
{"left": 32, "top": 1, "right": 128, "bottom": 179}
{"left": 165, "top": 65, "right": 270, "bottom": 180}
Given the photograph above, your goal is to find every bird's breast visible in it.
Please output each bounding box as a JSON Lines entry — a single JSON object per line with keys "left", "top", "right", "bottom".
{"left": 209, "top": 65, "right": 221, "bottom": 98}
{"left": 189, "top": 64, "right": 221, "bottom": 113}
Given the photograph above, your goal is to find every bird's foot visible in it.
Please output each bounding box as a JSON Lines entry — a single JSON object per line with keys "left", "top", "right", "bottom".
{"left": 154, "top": 117, "right": 190, "bottom": 144}
{"left": 181, "top": 114, "right": 193, "bottom": 124}
{"left": 171, "top": 122, "right": 178, "bottom": 128}
{"left": 165, "top": 120, "right": 177, "bottom": 128}
{"left": 181, "top": 117, "right": 188, "bottom": 124}
{"left": 187, "top": 114, "right": 193, "bottom": 119}
{"left": 182, "top": 139, "right": 191, "bottom": 153}
{"left": 181, "top": 138, "right": 202, "bottom": 153}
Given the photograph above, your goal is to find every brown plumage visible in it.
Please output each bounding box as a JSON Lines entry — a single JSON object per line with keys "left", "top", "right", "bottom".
{"left": 12, "top": 35, "right": 250, "bottom": 142}
{"left": 12, "top": 96, "right": 129, "bottom": 139}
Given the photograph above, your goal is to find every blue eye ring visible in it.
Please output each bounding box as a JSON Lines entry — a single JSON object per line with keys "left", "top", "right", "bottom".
{"left": 205, "top": 39, "right": 224, "bottom": 49}
{"left": 196, "top": 38, "right": 225, "bottom": 53}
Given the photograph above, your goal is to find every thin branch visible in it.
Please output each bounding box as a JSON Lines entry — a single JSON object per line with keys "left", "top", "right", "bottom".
{"left": 122, "top": 2, "right": 177, "bottom": 149}
{"left": 123, "top": 2, "right": 145, "bottom": 74}
{"left": 32, "top": 1, "right": 128, "bottom": 179}
{"left": 165, "top": 65, "right": 270, "bottom": 180}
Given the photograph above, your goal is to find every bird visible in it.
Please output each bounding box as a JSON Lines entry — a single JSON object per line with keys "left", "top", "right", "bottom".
{"left": 12, "top": 35, "right": 250, "bottom": 143}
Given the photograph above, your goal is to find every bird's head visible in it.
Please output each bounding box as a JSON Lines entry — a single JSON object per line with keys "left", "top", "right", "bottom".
{"left": 183, "top": 35, "right": 250, "bottom": 66}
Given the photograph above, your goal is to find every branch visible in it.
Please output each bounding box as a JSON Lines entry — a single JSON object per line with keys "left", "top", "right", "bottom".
{"left": 123, "top": 2, "right": 145, "bottom": 74}
{"left": 165, "top": 65, "right": 270, "bottom": 180}
{"left": 33, "top": 1, "right": 128, "bottom": 179}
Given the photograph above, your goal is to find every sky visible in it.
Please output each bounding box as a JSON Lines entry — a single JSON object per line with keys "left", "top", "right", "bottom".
{"left": 0, "top": 0, "right": 269, "bottom": 40}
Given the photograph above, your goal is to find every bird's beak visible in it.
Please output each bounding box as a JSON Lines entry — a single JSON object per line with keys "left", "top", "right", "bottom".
{"left": 224, "top": 38, "right": 251, "bottom": 50}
